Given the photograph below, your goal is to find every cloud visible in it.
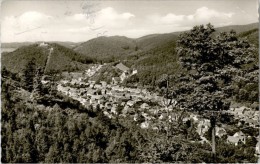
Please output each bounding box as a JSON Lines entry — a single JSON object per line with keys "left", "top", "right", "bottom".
{"left": 3, "top": 11, "right": 52, "bottom": 31}
{"left": 2, "top": 11, "right": 53, "bottom": 42}
{"left": 149, "top": 7, "right": 234, "bottom": 26}
{"left": 66, "top": 7, "right": 135, "bottom": 27}
{"left": 93, "top": 7, "right": 135, "bottom": 28}
{"left": 19, "top": 11, "right": 52, "bottom": 23}
{"left": 1, "top": 7, "right": 235, "bottom": 42}
{"left": 194, "top": 7, "right": 233, "bottom": 20}
{"left": 1, "top": 7, "right": 135, "bottom": 42}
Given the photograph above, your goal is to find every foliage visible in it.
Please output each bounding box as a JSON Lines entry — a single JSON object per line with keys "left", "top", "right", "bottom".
{"left": 172, "top": 24, "right": 258, "bottom": 112}
{"left": 22, "top": 58, "right": 37, "bottom": 92}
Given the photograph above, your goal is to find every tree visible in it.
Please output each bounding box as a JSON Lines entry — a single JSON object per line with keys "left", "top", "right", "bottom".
{"left": 2, "top": 67, "right": 10, "bottom": 78}
{"left": 172, "top": 24, "right": 255, "bottom": 161}
{"left": 30, "top": 67, "right": 44, "bottom": 101}
{"left": 22, "top": 58, "right": 37, "bottom": 92}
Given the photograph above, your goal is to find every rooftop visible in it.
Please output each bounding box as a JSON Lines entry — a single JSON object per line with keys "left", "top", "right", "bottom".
{"left": 115, "top": 63, "right": 129, "bottom": 72}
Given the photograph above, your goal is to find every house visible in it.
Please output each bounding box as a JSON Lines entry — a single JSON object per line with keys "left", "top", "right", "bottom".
{"left": 105, "top": 102, "right": 112, "bottom": 108}
{"left": 159, "top": 113, "right": 167, "bottom": 120}
{"left": 101, "top": 89, "right": 107, "bottom": 95}
{"left": 115, "top": 63, "right": 129, "bottom": 72}
{"left": 233, "top": 131, "right": 246, "bottom": 138}
{"left": 34, "top": 123, "right": 40, "bottom": 130}
{"left": 103, "top": 111, "right": 112, "bottom": 119}
{"left": 227, "top": 136, "right": 242, "bottom": 146}
{"left": 91, "top": 95, "right": 102, "bottom": 100}
{"left": 121, "top": 102, "right": 126, "bottom": 106}
{"left": 120, "top": 72, "right": 128, "bottom": 82}
{"left": 127, "top": 100, "right": 135, "bottom": 107}
{"left": 169, "top": 113, "right": 178, "bottom": 121}
{"left": 95, "top": 84, "right": 102, "bottom": 89}
{"left": 97, "top": 97, "right": 105, "bottom": 104}
{"left": 39, "top": 42, "right": 48, "bottom": 47}
{"left": 127, "top": 108, "right": 135, "bottom": 115}
{"left": 124, "top": 93, "right": 132, "bottom": 99}
{"left": 122, "top": 105, "right": 129, "bottom": 115}
{"left": 253, "top": 114, "right": 259, "bottom": 122}
{"left": 100, "top": 81, "right": 107, "bottom": 87}
{"left": 190, "top": 114, "right": 199, "bottom": 122}
{"left": 89, "top": 97, "right": 96, "bottom": 104}
{"left": 246, "top": 118, "right": 258, "bottom": 127}
{"left": 112, "top": 77, "right": 121, "bottom": 85}
{"left": 111, "top": 106, "right": 118, "bottom": 115}
{"left": 140, "top": 103, "right": 149, "bottom": 109}
{"left": 99, "top": 104, "right": 105, "bottom": 109}
{"left": 133, "top": 113, "right": 138, "bottom": 121}
{"left": 256, "top": 141, "right": 260, "bottom": 155}
{"left": 230, "top": 103, "right": 241, "bottom": 110}
{"left": 197, "top": 119, "right": 210, "bottom": 136}
{"left": 216, "top": 127, "right": 227, "bottom": 138}
{"left": 87, "top": 89, "right": 96, "bottom": 96}
{"left": 132, "top": 69, "right": 138, "bottom": 75}
{"left": 244, "top": 110, "right": 255, "bottom": 118}
{"left": 234, "top": 106, "right": 248, "bottom": 116}
{"left": 227, "top": 131, "right": 246, "bottom": 146}
{"left": 140, "top": 121, "right": 149, "bottom": 129}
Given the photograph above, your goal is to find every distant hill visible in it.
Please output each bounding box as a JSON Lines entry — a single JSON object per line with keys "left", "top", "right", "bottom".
{"left": 2, "top": 22, "right": 258, "bottom": 79}
{"left": 50, "top": 41, "right": 82, "bottom": 49}
{"left": 1, "top": 41, "right": 81, "bottom": 53}
{"left": 215, "top": 23, "right": 258, "bottom": 34}
{"left": 2, "top": 43, "right": 93, "bottom": 74}
{"left": 73, "top": 23, "right": 258, "bottom": 63}
{"left": 1, "top": 42, "right": 34, "bottom": 49}
{"left": 74, "top": 36, "right": 138, "bottom": 63}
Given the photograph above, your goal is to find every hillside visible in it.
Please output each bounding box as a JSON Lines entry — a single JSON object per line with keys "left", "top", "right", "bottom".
{"left": 2, "top": 23, "right": 258, "bottom": 79}
{"left": 238, "top": 28, "right": 259, "bottom": 47}
{"left": 129, "top": 23, "right": 258, "bottom": 80}
{"left": 73, "top": 23, "right": 258, "bottom": 63}
{"left": 119, "top": 23, "right": 258, "bottom": 106}
{"left": 71, "top": 23, "right": 258, "bottom": 89}
{"left": 2, "top": 43, "right": 93, "bottom": 74}
{"left": 74, "top": 36, "right": 138, "bottom": 63}
{"left": 215, "top": 23, "right": 258, "bottom": 34}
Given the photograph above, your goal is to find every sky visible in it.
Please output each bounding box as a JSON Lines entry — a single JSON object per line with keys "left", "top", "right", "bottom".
{"left": 1, "top": 0, "right": 259, "bottom": 42}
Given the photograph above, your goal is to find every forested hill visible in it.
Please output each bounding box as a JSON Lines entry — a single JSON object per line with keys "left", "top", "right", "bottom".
{"left": 2, "top": 23, "right": 258, "bottom": 78}
{"left": 2, "top": 43, "right": 93, "bottom": 74}
{"left": 123, "top": 23, "right": 258, "bottom": 85}
{"left": 73, "top": 36, "right": 138, "bottom": 63}
{"left": 72, "top": 23, "right": 258, "bottom": 63}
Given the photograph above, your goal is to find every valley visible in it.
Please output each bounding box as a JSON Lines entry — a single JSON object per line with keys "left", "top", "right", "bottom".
{"left": 1, "top": 22, "right": 259, "bottom": 163}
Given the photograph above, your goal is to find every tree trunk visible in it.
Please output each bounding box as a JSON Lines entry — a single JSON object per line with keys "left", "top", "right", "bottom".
{"left": 212, "top": 125, "right": 216, "bottom": 161}
{"left": 210, "top": 115, "right": 216, "bottom": 162}
{"left": 212, "top": 127, "right": 216, "bottom": 153}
